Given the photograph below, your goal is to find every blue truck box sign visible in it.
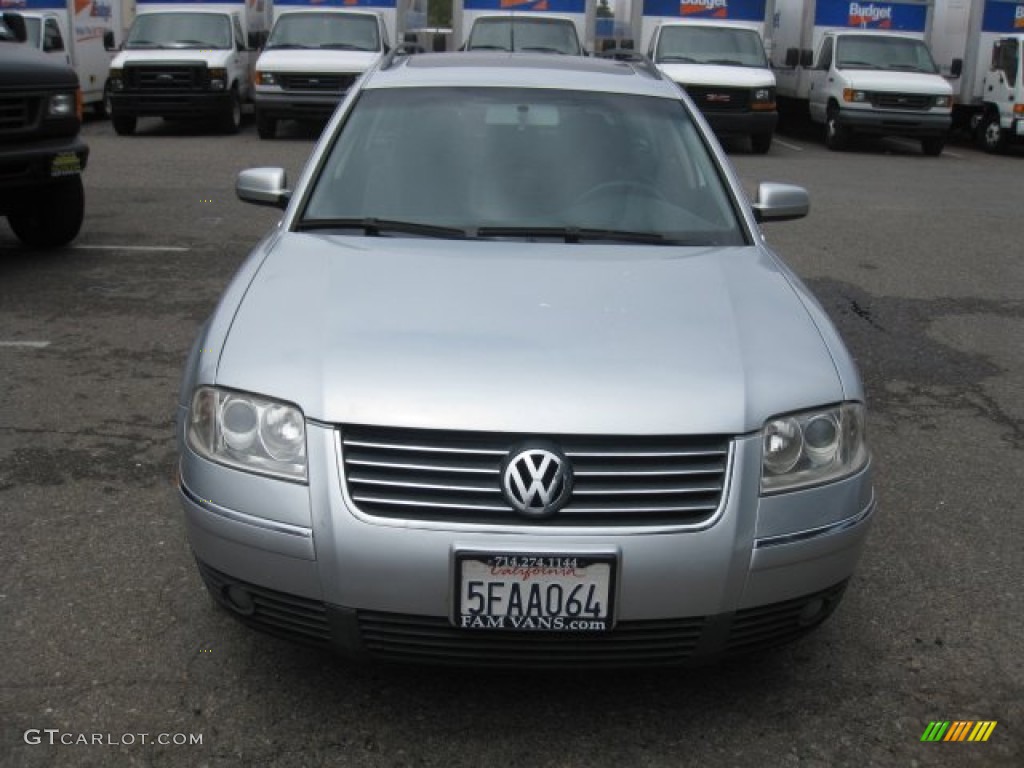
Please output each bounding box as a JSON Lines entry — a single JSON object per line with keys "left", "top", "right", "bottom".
{"left": 642, "top": 0, "right": 768, "bottom": 21}
{"left": 813, "top": 0, "right": 929, "bottom": 32}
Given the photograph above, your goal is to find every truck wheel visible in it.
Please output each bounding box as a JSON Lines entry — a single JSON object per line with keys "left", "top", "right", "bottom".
{"left": 750, "top": 133, "right": 772, "bottom": 154}
{"left": 824, "top": 105, "right": 848, "bottom": 151}
{"left": 8, "top": 176, "right": 84, "bottom": 249}
{"left": 978, "top": 113, "right": 1006, "bottom": 154}
{"left": 112, "top": 114, "right": 136, "bottom": 136}
{"left": 220, "top": 88, "right": 242, "bottom": 135}
{"left": 921, "top": 137, "right": 945, "bottom": 157}
{"left": 256, "top": 112, "right": 277, "bottom": 140}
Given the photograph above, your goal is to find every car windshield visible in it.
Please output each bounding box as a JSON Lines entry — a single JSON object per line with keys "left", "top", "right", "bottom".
{"left": 655, "top": 26, "right": 768, "bottom": 67}
{"left": 301, "top": 87, "right": 745, "bottom": 245}
{"left": 468, "top": 19, "right": 581, "bottom": 55}
{"left": 266, "top": 12, "right": 380, "bottom": 52}
{"left": 836, "top": 35, "right": 938, "bottom": 73}
{"left": 125, "top": 13, "right": 232, "bottom": 50}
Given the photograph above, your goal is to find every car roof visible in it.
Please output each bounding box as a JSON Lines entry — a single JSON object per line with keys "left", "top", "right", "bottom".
{"left": 365, "top": 52, "right": 677, "bottom": 98}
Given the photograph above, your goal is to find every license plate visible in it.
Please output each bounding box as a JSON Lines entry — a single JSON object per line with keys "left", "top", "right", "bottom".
{"left": 455, "top": 552, "right": 615, "bottom": 632}
{"left": 50, "top": 152, "right": 82, "bottom": 177}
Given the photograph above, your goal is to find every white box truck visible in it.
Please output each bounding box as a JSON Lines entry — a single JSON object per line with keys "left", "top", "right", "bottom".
{"left": 17, "top": 0, "right": 128, "bottom": 115}
{"left": 636, "top": 0, "right": 780, "bottom": 153}
{"left": 106, "top": 0, "right": 272, "bottom": 135}
{"left": 772, "top": 0, "right": 953, "bottom": 154}
{"left": 930, "top": 0, "right": 1024, "bottom": 152}
{"left": 453, "top": 0, "right": 595, "bottom": 55}
{"left": 253, "top": 0, "right": 406, "bottom": 139}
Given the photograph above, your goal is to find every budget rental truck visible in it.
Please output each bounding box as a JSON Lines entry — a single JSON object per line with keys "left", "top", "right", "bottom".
{"left": 638, "top": 0, "right": 779, "bottom": 153}
{"left": 253, "top": 0, "right": 403, "bottom": 139}
{"left": 453, "top": 0, "right": 595, "bottom": 55}
{"left": 930, "top": 0, "right": 1024, "bottom": 152}
{"left": 17, "top": 0, "right": 126, "bottom": 115}
{"left": 106, "top": 0, "right": 273, "bottom": 135}
{"left": 772, "top": 0, "right": 953, "bottom": 154}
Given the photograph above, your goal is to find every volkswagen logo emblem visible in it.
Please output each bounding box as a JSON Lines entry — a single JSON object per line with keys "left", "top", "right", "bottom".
{"left": 501, "top": 444, "right": 573, "bottom": 518}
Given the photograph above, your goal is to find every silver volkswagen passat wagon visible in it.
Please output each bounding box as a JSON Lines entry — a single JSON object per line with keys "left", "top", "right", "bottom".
{"left": 176, "top": 52, "right": 874, "bottom": 667}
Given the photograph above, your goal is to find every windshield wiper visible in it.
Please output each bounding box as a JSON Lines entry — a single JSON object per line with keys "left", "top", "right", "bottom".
{"left": 707, "top": 58, "right": 745, "bottom": 66}
{"left": 887, "top": 63, "right": 930, "bottom": 72}
{"left": 295, "top": 217, "right": 471, "bottom": 238}
{"left": 837, "top": 60, "right": 877, "bottom": 69}
{"left": 468, "top": 45, "right": 510, "bottom": 51}
{"left": 658, "top": 55, "right": 697, "bottom": 63}
{"left": 266, "top": 43, "right": 313, "bottom": 49}
{"left": 320, "top": 43, "right": 372, "bottom": 51}
{"left": 475, "top": 226, "right": 705, "bottom": 245}
{"left": 518, "top": 46, "right": 566, "bottom": 54}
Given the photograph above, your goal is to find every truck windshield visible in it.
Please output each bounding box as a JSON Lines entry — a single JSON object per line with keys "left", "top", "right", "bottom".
{"left": 836, "top": 35, "right": 938, "bottom": 73}
{"left": 468, "top": 19, "right": 581, "bottom": 56}
{"left": 125, "top": 13, "right": 232, "bottom": 50}
{"left": 22, "top": 16, "right": 40, "bottom": 47}
{"left": 301, "top": 87, "right": 744, "bottom": 245}
{"left": 655, "top": 26, "right": 768, "bottom": 67}
{"left": 266, "top": 12, "right": 380, "bottom": 52}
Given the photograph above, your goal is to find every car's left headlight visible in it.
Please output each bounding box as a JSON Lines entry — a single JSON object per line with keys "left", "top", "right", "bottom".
{"left": 186, "top": 386, "right": 307, "bottom": 482}
{"left": 751, "top": 86, "right": 776, "bottom": 110}
{"left": 208, "top": 68, "right": 227, "bottom": 91}
{"left": 761, "top": 403, "right": 868, "bottom": 494}
{"left": 47, "top": 92, "right": 76, "bottom": 118}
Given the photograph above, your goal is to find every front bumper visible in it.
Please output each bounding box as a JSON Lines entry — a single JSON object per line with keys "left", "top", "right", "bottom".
{"left": 178, "top": 418, "right": 875, "bottom": 667}
{"left": 109, "top": 91, "right": 233, "bottom": 119}
{"left": 701, "top": 109, "right": 778, "bottom": 138}
{"left": 839, "top": 107, "right": 951, "bottom": 138}
{"left": 254, "top": 90, "right": 346, "bottom": 121}
{"left": 0, "top": 136, "right": 88, "bottom": 199}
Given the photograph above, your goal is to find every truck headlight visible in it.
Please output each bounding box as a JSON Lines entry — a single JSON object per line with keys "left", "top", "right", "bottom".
{"left": 187, "top": 386, "right": 307, "bottom": 482}
{"left": 47, "top": 92, "right": 76, "bottom": 118}
{"left": 109, "top": 69, "right": 124, "bottom": 90}
{"left": 751, "top": 87, "right": 776, "bottom": 110}
{"left": 843, "top": 89, "right": 869, "bottom": 103}
{"left": 209, "top": 68, "right": 227, "bottom": 91}
{"left": 256, "top": 71, "right": 278, "bottom": 86}
{"left": 934, "top": 95, "right": 951, "bottom": 108}
{"left": 761, "top": 403, "right": 868, "bottom": 494}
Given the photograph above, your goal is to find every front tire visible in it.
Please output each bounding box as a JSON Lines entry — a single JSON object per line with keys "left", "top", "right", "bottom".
{"left": 8, "top": 176, "right": 84, "bottom": 249}
{"left": 978, "top": 112, "right": 1006, "bottom": 154}
{"left": 824, "top": 105, "right": 848, "bottom": 151}
{"left": 256, "top": 112, "right": 277, "bottom": 140}
{"left": 112, "top": 113, "right": 136, "bottom": 136}
{"left": 220, "top": 88, "right": 242, "bottom": 135}
{"left": 750, "top": 132, "right": 772, "bottom": 154}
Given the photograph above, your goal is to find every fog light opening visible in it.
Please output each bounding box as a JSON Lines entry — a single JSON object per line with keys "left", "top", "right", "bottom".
{"left": 223, "top": 584, "right": 256, "bottom": 616}
{"left": 797, "top": 597, "right": 826, "bottom": 627}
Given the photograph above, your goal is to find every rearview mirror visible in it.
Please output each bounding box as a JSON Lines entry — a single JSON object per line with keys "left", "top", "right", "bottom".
{"left": 236, "top": 168, "right": 290, "bottom": 209}
{"left": 752, "top": 182, "right": 809, "bottom": 223}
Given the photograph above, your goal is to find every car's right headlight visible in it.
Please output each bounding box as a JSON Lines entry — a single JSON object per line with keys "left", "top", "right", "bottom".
{"left": 255, "top": 71, "right": 278, "bottom": 86}
{"left": 109, "top": 69, "right": 123, "bottom": 90}
{"left": 47, "top": 92, "right": 76, "bottom": 118}
{"left": 761, "top": 403, "right": 868, "bottom": 494}
{"left": 186, "top": 386, "right": 307, "bottom": 482}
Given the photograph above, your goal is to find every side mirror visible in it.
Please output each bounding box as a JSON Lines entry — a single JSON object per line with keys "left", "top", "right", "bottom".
{"left": 236, "top": 167, "right": 290, "bottom": 209}
{"left": 800, "top": 49, "right": 814, "bottom": 68}
{"left": 950, "top": 58, "right": 963, "bottom": 78}
{"left": 784, "top": 47, "right": 798, "bottom": 67}
{"left": 103, "top": 29, "right": 116, "bottom": 51}
{"left": 752, "top": 182, "right": 809, "bottom": 223}
{"left": 3, "top": 12, "right": 27, "bottom": 43}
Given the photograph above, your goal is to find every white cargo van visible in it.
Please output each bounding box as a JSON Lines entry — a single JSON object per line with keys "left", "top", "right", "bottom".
{"left": 453, "top": 1, "right": 595, "bottom": 54}
{"left": 254, "top": 2, "right": 399, "bottom": 139}
{"left": 930, "top": 0, "right": 1024, "bottom": 152}
{"left": 19, "top": 0, "right": 127, "bottom": 115}
{"left": 638, "top": 1, "right": 779, "bottom": 153}
{"left": 106, "top": 0, "right": 272, "bottom": 135}
{"left": 772, "top": 0, "right": 953, "bottom": 154}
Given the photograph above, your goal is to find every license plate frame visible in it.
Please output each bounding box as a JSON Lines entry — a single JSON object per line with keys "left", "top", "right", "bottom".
{"left": 454, "top": 551, "right": 616, "bottom": 632}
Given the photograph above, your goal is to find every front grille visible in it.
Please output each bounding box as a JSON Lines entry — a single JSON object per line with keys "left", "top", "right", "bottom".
{"left": 280, "top": 72, "right": 357, "bottom": 92}
{"left": 726, "top": 581, "right": 848, "bottom": 654}
{"left": 683, "top": 86, "right": 750, "bottom": 112}
{"left": 125, "top": 65, "right": 208, "bottom": 91}
{"left": 871, "top": 92, "right": 932, "bottom": 110}
{"left": 196, "top": 561, "right": 332, "bottom": 646}
{"left": 0, "top": 95, "right": 35, "bottom": 132}
{"left": 340, "top": 425, "right": 731, "bottom": 527}
{"left": 358, "top": 611, "right": 706, "bottom": 668}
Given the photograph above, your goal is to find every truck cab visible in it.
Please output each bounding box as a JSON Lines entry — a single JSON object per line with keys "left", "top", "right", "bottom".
{"left": 977, "top": 35, "right": 1024, "bottom": 151}
{"left": 20, "top": 12, "right": 71, "bottom": 65}
{"left": 464, "top": 13, "right": 585, "bottom": 55}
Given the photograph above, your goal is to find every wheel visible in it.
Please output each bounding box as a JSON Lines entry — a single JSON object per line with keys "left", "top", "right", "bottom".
{"left": 824, "top": 105, "right": 848, "bottom": 151}
{"left": 256, "top": 112, "right": 277, "bottom": 140}
{"left": 7, "top": 176, "right": 84, "bottom": 248}
{"left": 978, "top": 112, "right": 1006, "bottom": 154}
{"left": 751, "top": 132, "right": 772, "bottom": 154}
{"left": 921, "top": 137, "right": 945, "bottom": 157}
{"left": 220, "top": 88, "right": 242, "bottom": 134}
{"left": 112, "top": 113, "right": 136, "bottom": 136}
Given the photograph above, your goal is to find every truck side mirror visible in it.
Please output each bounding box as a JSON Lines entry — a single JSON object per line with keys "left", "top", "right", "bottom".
{"left": 103, "top": 29, "right": 116, "bottom": 51}
{"left": 784, "top": 47, "right": 798, "bottom": 67}
{"left": 800, "top": 49, "right": 814, "bottom": 68}
{"left": 950, "top": 58, "right": 963, "bottom": 78}
{"left": 3, "top": 12, "right": 27, "bottom": 43}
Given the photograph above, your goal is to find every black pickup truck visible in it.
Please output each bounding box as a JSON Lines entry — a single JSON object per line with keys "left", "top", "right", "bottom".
{"left": 0, "top": 12, "right": 88, "bottom": 248}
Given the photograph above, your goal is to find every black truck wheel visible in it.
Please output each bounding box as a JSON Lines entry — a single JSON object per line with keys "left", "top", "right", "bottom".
{"left": 112, "top": 114, "right": 136, "bottom": 136}
{"left": 8, "top": 176, "right": 85, "bottom": 248}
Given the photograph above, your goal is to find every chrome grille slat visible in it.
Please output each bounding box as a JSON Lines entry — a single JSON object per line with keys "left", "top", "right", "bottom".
{"left": 341, "top": 425, "right": 730, "bottom": 527}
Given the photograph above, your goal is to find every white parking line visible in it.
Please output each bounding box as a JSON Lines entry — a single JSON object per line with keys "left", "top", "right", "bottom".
{"left": 72, "top": 245, "right": 190, "bottom": 252}
{"left": 0, "top": 341, "right": 51, "bottom": 348}
{"left": 773, "top": 138, "right": 805, "bottom": 152}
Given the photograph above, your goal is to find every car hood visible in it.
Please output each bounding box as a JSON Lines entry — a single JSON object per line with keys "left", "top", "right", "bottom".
{"left": 214, "top": 235, "right": 843, "bottom": 435}
{"left": 255, "top": 48, "right": 380, "bottom": 74}
{"left": 658, "top": 63, "right": 775, "bottom": 88}
{"left": 837, "top": 68, "right": 952, "bottom": 94}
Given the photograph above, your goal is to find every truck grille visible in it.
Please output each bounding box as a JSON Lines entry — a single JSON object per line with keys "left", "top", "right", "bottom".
{"left": 125, "top": 64, "right": 208, "bottom": 91}
{"left": 280, "top": 73, "right": 357, "bottom": 92}
{"left": 682, "top": 86, "right": 750, "bottom": 112}
{"left": 340, "top": 425, "right": 731, "bottom": 527}
{"left": 0, "top": 95, "right": 35, "bottom": 132}
{"left": 871, "top": 92, "right": 932, "bottom": 110}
